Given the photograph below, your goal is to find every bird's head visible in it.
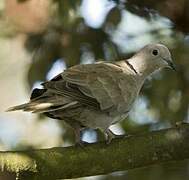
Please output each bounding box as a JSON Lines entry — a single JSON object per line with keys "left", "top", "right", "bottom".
{"left": 129, "top": 43, "right": 176, "bottom": 77}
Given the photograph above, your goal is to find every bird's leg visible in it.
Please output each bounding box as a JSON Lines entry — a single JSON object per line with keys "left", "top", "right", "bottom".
{"left": 105, "top": 129, "right": 126, "bottom": 144}
{"left": 104, "top": 129, "right": 116, "bottom": 144}
{"left": 73, "top": 126, "right": 83, "bottom": 146}
{"left": 72, "top": 123, "right": 88, "bottom": 147}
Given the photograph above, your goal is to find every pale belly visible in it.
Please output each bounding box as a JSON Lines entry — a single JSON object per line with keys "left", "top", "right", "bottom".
{"left": 79, "top": 108, "right": 129, "bottom": 131}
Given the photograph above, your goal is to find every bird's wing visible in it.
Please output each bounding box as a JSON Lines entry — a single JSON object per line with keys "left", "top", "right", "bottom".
{"left": 43, "top": 62, "right": 124, "bottom": 111}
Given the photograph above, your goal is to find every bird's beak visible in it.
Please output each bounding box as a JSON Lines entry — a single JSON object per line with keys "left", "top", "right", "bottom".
{"left": 166, "top": 59, "right": 176, "bottom": 71}
{"left": 162, "top": 58, "right": 176, "bottom": 71}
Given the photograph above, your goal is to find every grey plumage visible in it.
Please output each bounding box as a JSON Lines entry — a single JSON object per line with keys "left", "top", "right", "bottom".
{"left": 7, "top": 43, "right": 175, "bottom": 144}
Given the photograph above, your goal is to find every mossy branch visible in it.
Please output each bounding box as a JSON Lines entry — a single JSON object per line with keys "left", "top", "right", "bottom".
{"left": 1, "top": 124, "right": 189, "bottom": 179}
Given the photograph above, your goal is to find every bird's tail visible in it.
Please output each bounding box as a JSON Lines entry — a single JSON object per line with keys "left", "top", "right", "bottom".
{"left": 6, "top": 87, "right": 78, "bottom": 113}
{"left": 6, "top": 101, "right": 54, "bottom": 113}
{"left": 6, "top": 100, "right": 78, "bottom": 113}
{"left": 6, "top": 103, "right": 29, "bottom": 112}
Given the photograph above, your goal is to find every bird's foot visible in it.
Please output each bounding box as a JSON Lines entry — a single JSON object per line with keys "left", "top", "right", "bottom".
{"left": 75, "top": 140, "right": 89, "bottom": 148}
{"left": 105, "top": 129, "right": 130, "bottom": 144}
{"left": 104, "top": 129, "right": 120, "bottom": 144}
{"left": 104, "top": 129, "right": 113, "bottom": 144}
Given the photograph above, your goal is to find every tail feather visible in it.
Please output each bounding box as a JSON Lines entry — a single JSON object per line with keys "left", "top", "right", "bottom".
{"left": 6, "top": 102, "right": 55, "bottom": 113}
{"left": 31, "top": 101, "right": 78, "bottom": 113}
{"left": 6, "top": 103, "right": 30, "bottom": 112}
{"left": 6, "top": 101, "right": 78, "bottom": 113}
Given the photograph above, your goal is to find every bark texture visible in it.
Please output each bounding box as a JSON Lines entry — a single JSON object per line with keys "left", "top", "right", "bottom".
{"left": 0, "top": 124, "right": 189, "bottom": 180}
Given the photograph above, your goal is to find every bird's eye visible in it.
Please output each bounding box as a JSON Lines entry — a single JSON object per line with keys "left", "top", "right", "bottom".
{"left": 152, "top": 49, "right": 159, "bottom": 56}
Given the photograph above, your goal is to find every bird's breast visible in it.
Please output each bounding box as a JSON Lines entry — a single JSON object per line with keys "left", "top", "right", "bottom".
{"left": 114, "top": 74, "right": 142, "bottom": 113}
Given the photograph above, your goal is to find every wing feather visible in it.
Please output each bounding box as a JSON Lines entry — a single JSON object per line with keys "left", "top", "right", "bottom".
{"left": 55, "top": 62, "right": 124, "bottom": 110}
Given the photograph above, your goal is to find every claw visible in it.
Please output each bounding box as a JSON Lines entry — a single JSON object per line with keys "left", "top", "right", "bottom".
{"left": 105, "top": 129, "right": 127, "bottom": 144}
{"left": 75, "top": 140, "right": 89, "bottom": 148}
{"left": 104, "top": 129, "right": 116, "bottom": 144}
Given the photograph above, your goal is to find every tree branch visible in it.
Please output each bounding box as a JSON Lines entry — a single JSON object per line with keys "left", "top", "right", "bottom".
{"left": 1, "top": 124, "right": 189, "bottom": 179}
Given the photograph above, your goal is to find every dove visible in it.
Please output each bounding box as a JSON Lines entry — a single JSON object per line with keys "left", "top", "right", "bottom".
{"left": 7, "top": 43, "right": 176, "bottom": 145}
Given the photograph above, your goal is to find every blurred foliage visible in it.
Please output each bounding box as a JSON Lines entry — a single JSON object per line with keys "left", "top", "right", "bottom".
{"left": 1, "top": 0, "right": 189, "bottom": 179}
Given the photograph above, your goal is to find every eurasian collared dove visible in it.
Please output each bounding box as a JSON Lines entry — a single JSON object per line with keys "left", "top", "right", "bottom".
{"left": 7, "top": 43, "right": 176, "bottom": 144}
